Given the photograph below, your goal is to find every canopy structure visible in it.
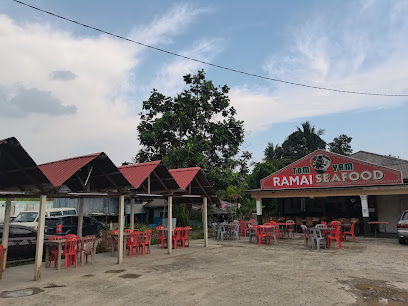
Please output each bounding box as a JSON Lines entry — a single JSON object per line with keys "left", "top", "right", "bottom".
{"left": 0, "top": 137, "right": 53, "bottom": 194}
{"left": 118, "top": 160, "right": 180, "bottom": 195}
{"left": 39, "top": 152, "right": 132, "bottom": 194}
{"left": 169, "top": 167, "right": 219, "bottom": 205}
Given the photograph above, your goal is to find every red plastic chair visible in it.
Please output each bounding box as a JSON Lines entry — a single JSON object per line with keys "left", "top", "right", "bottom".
{"left": 49, "top": 235, "right": 64, "bottom": 268}
{"left": 254, "top": 226, "right": 268, "bottom": 245}
{"left": 127, "top": 231, "right": 141, "bottom": 258}
{"left": 156, "top": 226, "right": 167, "bottom": 249}
{"left": 125, "top": 229, "right": 133, "bottom": 234}
{"left": 180, "top": 227, "right": 191, "bottom": 248}
{"left": 62, "top": 237, "right": 80, "bottom": 269}
{"left": 139, "top": 230, "right": 152, "bottom": 255}
{"left": 327, "top": 226, "right": 342, "bottom": 249}
{"left": 321, "top": 221, "right": 327, "bottom": 225}
{"left": 239, "top": 221, "right": 249, "bottom": 237}
{"left": 286, "top": 220, "right": 295, "bottom": 239}
{"left": 343, "top": 222, "right": 356, "bottom": 242}
{"left": 172, "top": 227, "right": 182, "bottom": 249}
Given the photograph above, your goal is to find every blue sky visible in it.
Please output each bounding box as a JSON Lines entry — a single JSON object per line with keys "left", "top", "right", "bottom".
{"left": 1, "top": 0, "right": 407, "bottom": 165}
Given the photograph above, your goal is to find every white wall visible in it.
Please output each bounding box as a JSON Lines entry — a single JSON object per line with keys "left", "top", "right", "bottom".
{"left": 0, "top": 200, "right": 54, "bottom": 223}
{"left": 376, "top": 194, "right": 408, "bottom": 233}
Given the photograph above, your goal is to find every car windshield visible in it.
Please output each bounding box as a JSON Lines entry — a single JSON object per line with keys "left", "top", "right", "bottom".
{"left": 13, "top": 212, "right": 38, "bottom": 222}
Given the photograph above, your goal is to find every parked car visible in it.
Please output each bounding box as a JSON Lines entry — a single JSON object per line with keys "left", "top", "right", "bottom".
{"left": 397, "top": 210, "right": 408, "bottom": 244}
{"left": 44, "top": 215, "right": 106, "bottom": 237}
{"left": 0, "top": 224, "right": 37, "bottom": 261}
{"left": 11, "top": 208, "right": 77, "bottom": 230}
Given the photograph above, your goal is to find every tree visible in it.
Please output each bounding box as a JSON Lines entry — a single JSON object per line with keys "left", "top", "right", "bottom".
{"left": 281, "top": 121, "right": 326, "bottom": 159}
{"left": 328, "top": 134, "right": 353, "bottom": 156}
{"left": 263, "top": 142, "right": 283, "bottom": 162}
{"left": 134, "top": 70, "right": 251, "bottom": 191}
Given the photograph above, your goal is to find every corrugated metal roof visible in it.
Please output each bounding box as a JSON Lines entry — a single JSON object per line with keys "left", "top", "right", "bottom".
{"left": 39, "top": 153, "right": 101, "bottom": 186}
{"left": 351, "top": 151, "right": 408, "bottom": 180}
{"left": 118, "top": 161, "right": 161, "bottom": 189}
{"left": 169, "top": 167, "right": 200, "bottom": 190}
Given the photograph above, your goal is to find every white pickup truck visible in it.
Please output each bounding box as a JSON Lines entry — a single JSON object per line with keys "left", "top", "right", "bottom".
{"left": 11, "top": 208, "right": 77, "bottom": 230}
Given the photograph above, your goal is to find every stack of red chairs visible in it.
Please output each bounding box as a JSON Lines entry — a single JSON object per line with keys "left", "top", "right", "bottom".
{"left": 172, "top": 227, "right": 182, "bottom": 249}
{"left": 127, "top": 231, "right": 141, "bottom": 257}
{"left": 239, "top": 221, "right": 249, "bottom": 237}
{"left": 327, "top": 226, "right": 342, "bottom": 249}
{"left": 62, "top": 237, "right": 81, "bottom": 269}
{"left": 139, "top": 230, "right": 152, "bottom": 255}
{"left": 180, "top": 226, "right": 191, "bottom": 248}
{"left": 156, "top": 225, "right": 167, "bottom": 249}
{"left": 254, "top": 225, "right": 268, "bottom": 245}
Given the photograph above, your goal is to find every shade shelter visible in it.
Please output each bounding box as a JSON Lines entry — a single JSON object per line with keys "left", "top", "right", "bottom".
{"left": 118, "top": 161, "right": 181, "bottom": 253}
{"left": 0, "top": 137, "right": 54, "bottom": 280}
{"left": 39, "top": 152, "right": 133, "bottom": 266}
{"left": 169, "top": 167, "right": 219, "bottom": 249}
{"left": 248, "top": 149, "right": 408, "bottom": 234}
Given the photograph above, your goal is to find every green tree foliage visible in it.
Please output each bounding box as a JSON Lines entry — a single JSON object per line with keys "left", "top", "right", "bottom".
{"left": 281, "top": 121, "right": 326, "bottom": 159}
{"left": 173, "top": 204, "right": 191, "bottom": 227}
{"left": 134, "top": 70, "right": 251, "bottom": 190}
{"left": 328, "top": 134, "right": 353, "bottom": 156}
{"left": 263, "top": 142, "right": 283, "bottom": 162}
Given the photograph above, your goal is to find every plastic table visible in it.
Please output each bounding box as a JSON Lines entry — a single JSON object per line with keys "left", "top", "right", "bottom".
{"left": 368, "top": 221, "right": 389, "bottom": 237}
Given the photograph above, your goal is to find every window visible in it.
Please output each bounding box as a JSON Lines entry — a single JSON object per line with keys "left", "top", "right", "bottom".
{"left": 13, "top": 212, "right": 38, "bottom": 222}
{"left": 159, "top": 212, "right": 165, "bottom": 218}
{"left": 63, "top": 210, "right": 76, "bottom": 216}
{"left": 402, "top": 212, "right": 408, "bottom": 221}
{"left": 49, "top": 211, "right": 62, "bottom": 216}
{"left": 11, "top": 227, "right": 36, "bottom": 238}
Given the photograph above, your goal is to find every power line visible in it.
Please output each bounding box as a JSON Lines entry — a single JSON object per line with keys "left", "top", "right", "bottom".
{"left": 11, "top": 0, "right": 408, "bottom": 97}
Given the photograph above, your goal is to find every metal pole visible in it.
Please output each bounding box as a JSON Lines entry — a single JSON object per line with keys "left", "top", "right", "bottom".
{"left": 78, "top": 198, "right": 84, "bottom": 237}
{"left": 118, "top": 195, "right": 124, "bottom": 264}
{"left": 34, "top": 195, "right": 47, "bottom": 281}
{"left": 130, "top": 198, "right": 135, "bottom": 230}
{"left": 203, "top": 197, "right": 208, "bottom": 247}
{"left": 2, "top": 198, "right": 12, "bottom": 271}
{"left": 168, "top": 195, "right": 172, "bottom": 254}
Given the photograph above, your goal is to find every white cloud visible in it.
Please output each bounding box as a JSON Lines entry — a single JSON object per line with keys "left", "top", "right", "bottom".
{"left": 230, "top": 2, "right": 408, "bottom": 134}
{"left": 0, "top": 4, "right": 208, "bottom": 164}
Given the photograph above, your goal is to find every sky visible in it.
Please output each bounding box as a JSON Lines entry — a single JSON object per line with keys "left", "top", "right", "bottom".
{"left": 1, "top": 0, "right": 408, "bottom": 167}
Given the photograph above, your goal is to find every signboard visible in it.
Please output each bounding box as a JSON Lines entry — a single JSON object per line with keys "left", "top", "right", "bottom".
{"left": 261, "top": 150, "right": 403, "bottom": 190}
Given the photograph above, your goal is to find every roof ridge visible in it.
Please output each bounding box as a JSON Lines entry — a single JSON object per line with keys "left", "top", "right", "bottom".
{"left": 352, "top": 150, "right": 408, "bottom": 163}
{"left": 118, "top": 160, "right": 161, "bottom": 169}
{"left": 39, "top": 152, "right": 103, "bottom": 166}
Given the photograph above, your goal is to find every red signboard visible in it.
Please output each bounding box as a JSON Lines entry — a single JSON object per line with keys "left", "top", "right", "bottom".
{"left": 261, "top": 150, "right": 403, "bottom": 190}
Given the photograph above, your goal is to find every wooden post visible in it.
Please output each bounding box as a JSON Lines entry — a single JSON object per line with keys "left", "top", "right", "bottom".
{"left": 34, "top": 195, "right": 47, "bottom": 281}
{"left": 148, "top": 174, "right": 151, "bottom": 194}
{"left": 2, "top": 198, "right": 12, "bottom": 271}
{"left": 118, "top": 195, "right": 124, "bottom": 264}
{"left": 203, "top": 197, "right": 208, "bottom": 247}
{"left": 78, "top": 198, "right": 84, "bottom": 237}
{"left": 130, "top": 198, "right": 135, "bottom": 230}
{"left": 167, "top": 195, "right": 172, "bottom": 254}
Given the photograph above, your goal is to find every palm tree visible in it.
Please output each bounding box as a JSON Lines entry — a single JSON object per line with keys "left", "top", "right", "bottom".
{"left": 282, "top": 121, "right": 326, "bottom": 159}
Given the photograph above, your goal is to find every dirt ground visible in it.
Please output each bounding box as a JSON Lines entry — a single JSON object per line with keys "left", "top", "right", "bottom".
{"left": 0, "top": 234, "right": 407, "bottom": 306}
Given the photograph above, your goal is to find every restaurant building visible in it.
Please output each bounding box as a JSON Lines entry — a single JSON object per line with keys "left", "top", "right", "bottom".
{"left": 249, "top": 150, "right": 408, "bottom": 234}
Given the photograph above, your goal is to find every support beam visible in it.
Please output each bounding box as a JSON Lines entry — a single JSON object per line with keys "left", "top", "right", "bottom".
{"left": 148, "top": 174, "right": 151, "bottom": 194}
{"left": 168, "top": 195, "right": 172, "bottom": 254}
{"left": 118, "top": 195, "right": 125, "bottom": 264}
{"left": 130, "top": 198, "right": 135, "bottom": 230}
{"left": 256, "top": 198, "right": 263, "bottom": 225}
{"left": 34, "top": 195, "right": 47, "bottom": 281}
{"left": 203, "top": 197, "right": 208, "bottom": 247}
{"left": 77, "top": 198, "right": 84, "bottom": 237}
{"left": 360, "top": 195, "right": 370, "bottom": 236}
{"left": 2, "top": 199, "right": 12, "bottom": 271}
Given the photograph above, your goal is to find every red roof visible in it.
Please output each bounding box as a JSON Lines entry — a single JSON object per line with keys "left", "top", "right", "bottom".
{"left": 39, "top": 153, "right": 101, "bottom": 186}
{"left": 118, "top": 161, "right": 161, "bottom": 189}
{"left": 169, "top": 167, "right": 201, "bottom": 190}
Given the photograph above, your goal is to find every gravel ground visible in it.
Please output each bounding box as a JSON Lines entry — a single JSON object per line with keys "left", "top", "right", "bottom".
{"left": 1, "top": 234, "right": 407, "bottom": 306}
